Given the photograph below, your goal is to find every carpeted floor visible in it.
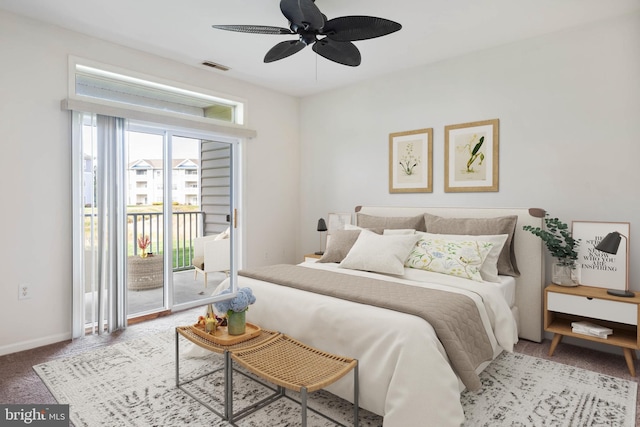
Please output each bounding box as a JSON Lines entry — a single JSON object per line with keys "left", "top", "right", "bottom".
{"left": 2, "top": 308, "right": 639, "bottom": 426}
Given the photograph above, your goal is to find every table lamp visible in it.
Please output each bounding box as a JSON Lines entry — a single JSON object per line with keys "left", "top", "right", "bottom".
{"left": 315, "top": 218, "right": 328, "bottom": 255}
{"left": 595, "top": 231, "right": 633, "bottom": 297}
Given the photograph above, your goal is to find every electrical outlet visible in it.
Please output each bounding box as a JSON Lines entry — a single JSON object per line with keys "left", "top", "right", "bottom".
{"left": 19, "top": 284, "right": 31, "bottom": 300}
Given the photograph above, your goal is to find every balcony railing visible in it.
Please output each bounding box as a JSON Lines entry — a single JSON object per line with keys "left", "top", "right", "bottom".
{"left": 83, "top": 210, "right": 204, "bottom": 271}
{"left": 129, "top": 211, "right": 203, "bottom": 271}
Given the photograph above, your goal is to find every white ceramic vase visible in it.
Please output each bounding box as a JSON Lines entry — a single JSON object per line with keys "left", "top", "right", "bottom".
{"left": 552, "top": 262, "right": 580, "bottom": 286}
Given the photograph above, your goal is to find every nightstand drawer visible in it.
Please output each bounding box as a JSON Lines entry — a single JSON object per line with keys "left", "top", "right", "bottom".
{"left": 547, "top": 292, "right": 638, "bottom": 325}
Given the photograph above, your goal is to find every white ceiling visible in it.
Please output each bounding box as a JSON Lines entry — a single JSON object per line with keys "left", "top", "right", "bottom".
{"left": 2, "top": 0, "right": 639, "bottom": 97}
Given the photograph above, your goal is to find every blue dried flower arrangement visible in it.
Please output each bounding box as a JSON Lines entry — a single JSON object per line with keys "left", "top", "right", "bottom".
{"left": 214, "top": 287, "right": 256, "bottom": 316}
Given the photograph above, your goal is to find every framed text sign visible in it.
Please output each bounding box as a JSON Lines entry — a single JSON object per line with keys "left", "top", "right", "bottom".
{"left": 571, "top": 221, "right": 630, "bottom": 289}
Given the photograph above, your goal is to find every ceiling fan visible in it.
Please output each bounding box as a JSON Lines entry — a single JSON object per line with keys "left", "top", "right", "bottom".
{"left": 212, "top": 0, "right": 402, "bottom": 67}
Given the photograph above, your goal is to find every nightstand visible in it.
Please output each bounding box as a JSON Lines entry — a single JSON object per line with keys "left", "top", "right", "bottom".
{"left": 544, "top": 284, "right": 640, "bottom": 376}
{"left": 304, "top": 253, "right": 322, "bottom": 263}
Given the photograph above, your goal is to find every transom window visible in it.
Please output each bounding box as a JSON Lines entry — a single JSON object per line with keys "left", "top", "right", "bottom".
{"left": 71, "top": 59, "right": 245, "bottom": 125}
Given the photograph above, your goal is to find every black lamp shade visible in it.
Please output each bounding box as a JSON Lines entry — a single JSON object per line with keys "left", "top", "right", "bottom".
{"left": 594, "top": 230, "right": 633, "bottom": 298}
{"left": 595, "top": 232, "right": 622, "bottom": 255}
{"left": 317, "top": 218, "right": 328, "bottom": 232}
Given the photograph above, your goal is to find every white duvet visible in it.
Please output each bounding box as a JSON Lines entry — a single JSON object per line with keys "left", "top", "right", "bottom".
{"left": 213, "top": 262, "right": 518, "bottom": 427}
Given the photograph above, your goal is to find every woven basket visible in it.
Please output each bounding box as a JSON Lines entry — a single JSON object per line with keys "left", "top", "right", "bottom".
{"left": 127, "top": 256, "right": 163, "bottom": 290}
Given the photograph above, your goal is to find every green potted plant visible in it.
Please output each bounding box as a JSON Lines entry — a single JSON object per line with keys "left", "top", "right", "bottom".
{"left": 523, "top": 214, "right": 581, "bottom": 286}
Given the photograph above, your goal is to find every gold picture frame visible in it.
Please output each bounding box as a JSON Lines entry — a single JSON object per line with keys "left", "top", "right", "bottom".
{"left": 444, "top": 119, "right": 499, "bottom": 192}
{"left": 388, "top": 128, "right": 433, "bottom": 193}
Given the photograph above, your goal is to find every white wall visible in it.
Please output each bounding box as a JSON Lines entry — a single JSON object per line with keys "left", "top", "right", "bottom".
{"left": 2, "top": 8, "right": 639, "bottom": 355}
{"left": 0, "top": 10, "right": 300, "bottom": 355}
{"left": 299, "top": 12, "right": 640, "bottom": 289}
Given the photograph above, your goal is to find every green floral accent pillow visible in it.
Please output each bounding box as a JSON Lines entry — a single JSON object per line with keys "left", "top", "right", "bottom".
{"left": 405, "top": 237, "right": 495, "bottom": 282}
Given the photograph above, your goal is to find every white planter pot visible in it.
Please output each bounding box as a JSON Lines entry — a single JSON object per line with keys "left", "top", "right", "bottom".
{"left": 552, "top": 262, "right": 580, "bottom": 286}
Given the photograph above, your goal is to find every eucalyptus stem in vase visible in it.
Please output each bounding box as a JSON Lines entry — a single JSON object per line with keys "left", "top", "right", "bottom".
{"left": 523, "top": 214, "right": 581, "bottom": 286}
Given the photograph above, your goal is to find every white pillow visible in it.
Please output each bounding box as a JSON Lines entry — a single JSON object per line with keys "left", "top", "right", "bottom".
{"left": 214, "top": 227, "right": 231, "bottom": 240}
{"left": 383, "top": 229, "right": 416, "bottom": 235}
{"left": 346, "top": 225, "right": 415, "bottom": 235}
{"left": 344, "top": 224, "right": 364, "bottom": 231}
{"left": 405, "top": 236, "right": 495, "bottom": 282}
{"left": 339, "top": 229, "right": 421, "bottom": 275}
{"left": 416, "top": 232, "right": 508, "bottom": 282}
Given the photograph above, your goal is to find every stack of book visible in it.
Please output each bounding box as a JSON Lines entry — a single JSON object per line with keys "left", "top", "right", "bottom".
{"left": 571, "top": 321, "right": 613, "bottom": 339}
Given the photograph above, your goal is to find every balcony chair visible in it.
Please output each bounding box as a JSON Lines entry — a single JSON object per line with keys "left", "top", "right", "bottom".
{"left": 191, "top": 228, "right": 230, "bottom": 288}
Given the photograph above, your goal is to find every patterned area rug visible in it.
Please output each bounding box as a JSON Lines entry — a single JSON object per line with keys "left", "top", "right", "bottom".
{"left": 33, "top": 331, "right": 636, "bottom": 426}
{"left": 462, "top": 352, "right": 637, "bottom": 426}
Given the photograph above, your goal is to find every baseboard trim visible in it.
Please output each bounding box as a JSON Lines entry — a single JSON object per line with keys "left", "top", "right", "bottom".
{"left": 0, "top": 332, "right": 72, "bottom": 357}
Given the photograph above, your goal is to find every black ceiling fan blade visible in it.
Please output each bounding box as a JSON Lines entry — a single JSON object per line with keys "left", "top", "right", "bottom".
{"left": 322, "top": 16, "right": 401, "bottom": 42}
{"left": 212, "top": 25, "right": 293, "bottom": 35}
{"left": 264, "top": 40, "right": 307, "bottom": 63}
{"left": 280, "top": 0, "right": 324, "bottom": 30}
{"left": 312, "top": 38, "right": 361, "bottom": 67}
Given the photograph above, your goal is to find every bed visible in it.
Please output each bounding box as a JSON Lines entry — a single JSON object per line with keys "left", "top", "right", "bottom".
{"left": 216, "top": 206, "right": 545, "bottom": 426}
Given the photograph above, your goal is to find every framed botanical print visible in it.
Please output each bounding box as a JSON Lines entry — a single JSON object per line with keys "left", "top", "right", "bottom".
{"left": 444, "top": 119, "right": 499, "bottom": 192}
{"left": 389, "top": 128, "right": 433, "bottom": 193}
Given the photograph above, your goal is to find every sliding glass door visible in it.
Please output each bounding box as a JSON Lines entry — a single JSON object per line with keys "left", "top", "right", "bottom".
{"left": 124, "top": 128, "right": 167, "bottom": 316}
{"left": 72, "top": 113, "right": 239, "bottom": 336}
{"left": 170, "top": 136, "right": 233, "bottom": 310}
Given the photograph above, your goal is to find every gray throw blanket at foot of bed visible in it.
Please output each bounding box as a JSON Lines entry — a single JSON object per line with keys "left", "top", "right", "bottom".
{"left": 239, "top": 264, "right": 493, "bottom": 391}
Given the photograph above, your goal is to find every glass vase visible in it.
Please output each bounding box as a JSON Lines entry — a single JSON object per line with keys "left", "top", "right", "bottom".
{"left": 552, "top": 262, "right": 579, "bottom": 286}
{"left": 227, "top": 310, "right": 246, "bottom": 335}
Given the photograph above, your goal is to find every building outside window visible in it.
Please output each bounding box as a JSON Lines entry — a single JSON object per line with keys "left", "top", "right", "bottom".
{"left": 126, "top": 159, "right": 199, "bottom": 206}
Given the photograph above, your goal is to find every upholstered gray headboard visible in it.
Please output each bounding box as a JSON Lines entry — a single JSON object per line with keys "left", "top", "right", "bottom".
{"left": 355, "top": 206, "right": 545, "bottom": 343}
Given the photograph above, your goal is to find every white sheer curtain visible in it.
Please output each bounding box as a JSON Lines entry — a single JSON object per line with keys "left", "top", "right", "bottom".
{"left": 72, "top": 113, "right": 128, "bottom": 338}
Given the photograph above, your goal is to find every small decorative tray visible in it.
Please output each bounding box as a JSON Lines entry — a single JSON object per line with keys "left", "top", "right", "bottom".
{"left": 190, "top": 322, "right": 262, "bottom": 345}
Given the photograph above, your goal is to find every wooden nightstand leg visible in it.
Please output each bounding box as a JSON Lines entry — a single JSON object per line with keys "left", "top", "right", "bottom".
{"left": 623, "top": 349, "right": 636, "bottom": 376}
{"left": 548, "top": 334, "right": 563, "bottom": 356}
